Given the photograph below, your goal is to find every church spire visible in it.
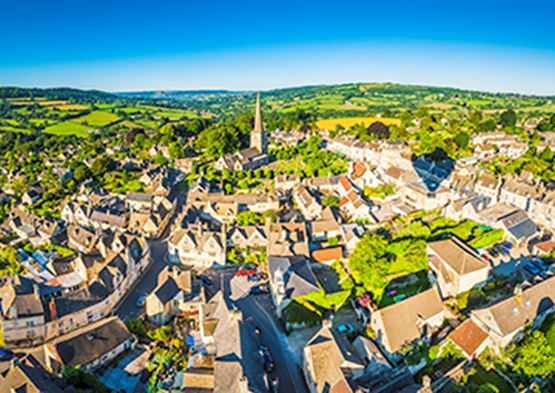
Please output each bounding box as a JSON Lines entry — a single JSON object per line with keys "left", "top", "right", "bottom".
{"left": 250, "top": 92, "right": 267, "bottom": 154}
{"left": 254, "top": 92, "right": 263, "bottom": 132}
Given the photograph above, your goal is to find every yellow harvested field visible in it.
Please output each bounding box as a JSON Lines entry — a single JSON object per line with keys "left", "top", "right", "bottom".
{"left": 8, "top": 99, "right": 69, "bottom": 107}
{"left": 316, "top": 117, "right": 401, "bottom": 130}
{"left": 53, "top": 104, "right": 89, "bottom": 110}
{"left": 37, "top": 100, "right": 68, "bottom": 107}
{"left": 426, "top": 102, "right": 457, "bottom": 110}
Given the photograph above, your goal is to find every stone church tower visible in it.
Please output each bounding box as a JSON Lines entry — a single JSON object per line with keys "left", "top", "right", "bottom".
{"left": 250, "top": 92, "right": 267, "bottom": 154}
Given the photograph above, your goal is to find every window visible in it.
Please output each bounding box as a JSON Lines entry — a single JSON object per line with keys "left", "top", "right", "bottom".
{"left": 26, "top": 321, "right": 35, "bottom": 327}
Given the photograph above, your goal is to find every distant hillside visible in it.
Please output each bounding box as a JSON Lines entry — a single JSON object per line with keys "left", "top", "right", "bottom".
{"left": 117, "top": 89, "right": 248, "bottom": 99}
{"left": 2, "top": 82, "right": 555, "bottom": 121}
{"left": 0, "top": 87, "right": 116, "bottom": 102}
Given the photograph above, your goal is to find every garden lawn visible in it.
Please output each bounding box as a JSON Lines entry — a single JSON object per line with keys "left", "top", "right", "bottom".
{"left": 378, "top": 270, "right": 430, "bottom": 308}
{"left": 465, "top": 364, "right": 515, "bottom": 393}
{"left": 43, "top": 121, "right": 91, "bottom": 137}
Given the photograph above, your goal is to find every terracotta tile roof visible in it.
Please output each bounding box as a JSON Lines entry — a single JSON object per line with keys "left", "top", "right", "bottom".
{"left": 339, "top": 176, "right": 353, "bottom": 192}
{"left": 535, "top": 240, "right": 555, "bottom": 254}
{"left": 448, "top": 319, "right": 488, "bottom": 357}
{"left": 351, "top": 162, "right": 367, "bottom": 180}
{"left": 312, "top": 247, "right": 344, "bottom": 263}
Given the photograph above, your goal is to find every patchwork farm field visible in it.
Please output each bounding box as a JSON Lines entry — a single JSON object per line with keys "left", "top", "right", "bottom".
{"left": 73, "top": 110, "right": 121, "bottom": 127}
{"left": 43, "top": 121, "right": 91, "bottom": 137}
{"left": 0, "top": 94, "right": 211, "bottom": 137}
{"left": 316, "top": 116, "right": 401, "bottom": 130}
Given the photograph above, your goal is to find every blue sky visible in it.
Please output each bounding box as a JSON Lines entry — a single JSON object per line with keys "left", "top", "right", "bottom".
{"left": 2, "top": 0, "right": 555, "bottom": 94}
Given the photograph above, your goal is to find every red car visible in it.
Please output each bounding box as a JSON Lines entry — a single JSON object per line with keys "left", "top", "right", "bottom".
{"left": 236, "top": 268, "right": 255, "bottom": 277}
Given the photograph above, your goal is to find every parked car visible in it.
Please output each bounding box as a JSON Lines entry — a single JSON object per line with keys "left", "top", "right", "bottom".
{"left": 251, "top": 284, "right": 269, "bottom": 295}
{"left": 530, "top": 259, "right": 545, "bottom": 272}
{"left": 502, "top": 242, "right": 513, "bottom": 250}
{"left": 523, "top": 262, "right": 541, "bottom": 276}
{"left": 488, "top": 248, "right": 499, "bottom": 257}
{"left": 236, "top": 268, "right": 255, "bottom": 278}
{"left": 0, "top": 349, "right": 14, "bottom": 361}
{"left": 136, "top": 294, "right": 146, "bottom": 307}
{"left": 259, "top": 345, "right": 274, "bottom": 372}
{"left": 200, "top": 275, "right": 213, "bottom": 286}
{"left": 270, "top": 376, "right": 279, "bottom": 393}
{"left": 337, "top": 324, "right": 354, "bottom": 334}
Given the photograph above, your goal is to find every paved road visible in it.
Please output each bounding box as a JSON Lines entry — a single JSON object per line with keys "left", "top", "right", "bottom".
{"left": 115, "top": 238, "right": 168, "bottom": 321}
{"left": 235, "top": 296, "right": 309, "bottom": 393}
{"left": 116, "top": 178, "right": 188, "bottom": 321}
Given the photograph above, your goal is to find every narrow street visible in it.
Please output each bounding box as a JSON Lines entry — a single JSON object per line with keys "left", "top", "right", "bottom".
{"left": 116, "top": 177, "right": 185, "bottom": 321}
{"left": 115, "top": 238, "right": 168, "bottom": 321}
{"left": 235, "top": 296, "right": 309, "bottom": 393}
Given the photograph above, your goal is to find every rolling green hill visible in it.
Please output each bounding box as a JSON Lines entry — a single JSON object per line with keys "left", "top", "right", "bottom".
{"left": 1, "top": 82, "right": 554, "bottom": 137}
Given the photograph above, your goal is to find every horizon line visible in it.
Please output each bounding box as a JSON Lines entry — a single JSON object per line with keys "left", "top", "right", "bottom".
{"left": 2, "top": 80, "right": 555, "bottom": 99}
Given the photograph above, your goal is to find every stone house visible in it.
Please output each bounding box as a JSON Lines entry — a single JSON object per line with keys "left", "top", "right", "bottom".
{"left": 370, "top": 287, "right": 444, "bottom": 358}
{"left": 427, "top": 237, "right": 490, "bottom": 298}
{"left": 146, "top": 266, "right": 204, "bottom": 325}
{"left": 44, "top": 316, "right": 135, "bottom": 375}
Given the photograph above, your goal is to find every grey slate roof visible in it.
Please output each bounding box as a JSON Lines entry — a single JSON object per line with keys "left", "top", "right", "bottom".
{"left": 268, "top": 256, "right": 320, "bottom": 298}
{"left": 154, "top": 278, "right": 180, "bottom": 304}
{"left": 50, "top": 316, "right": 132, "bottom": 368}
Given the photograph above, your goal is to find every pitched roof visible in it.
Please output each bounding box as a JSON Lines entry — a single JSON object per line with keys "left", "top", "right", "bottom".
{"left": 127, "top": 192, "right": 153, "bottom": 202}
{"left": 311, "top": 219, "right": 340, "bottom": 235}
{"left": 534, "top": 240, "right": 555, "bottom": 254}
{"left": 502, "top": 178, "right": 538, "bottom": 198}
{"left": 67, "top": 225, "right": 97, "bottom": 250}
{"left": 312, "top": 247, "right": 344, "bottom": 263}
{"left": 476, "top": 173, "right": 499, "bottom": 189}
{"left": 305, "top": 325, "right": 365, "bottom": 393}
{"left": 154, "top": 278, "right": 180, "bottom": 304}
{"left": 48, "top": 316, "right": 132, "bottom": 368}
{"left": 0, "top": 355, "right": 67, "bottom": 393}
{"left": 374, "top": 287, "right": 444, "bottom": 353}
{"left": 472, "top": 276, "right": 555, "bottom": 337}
{"left": 268, "top": 256, "right": 320, "bottom": 298}
{"left": 448, "top": 319, "right": 489, "bottom": 357}
{"left": 351, "top": 162, "right": 368, "bottom": 180}
{"left": 428, "top": 237, "right": 489, "bottom": 276}
{"left": 0, "top": 276, "right": 44, "bottom": 319}
{"left": 200, "top": 292, "right": 267, "bottom": 393}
